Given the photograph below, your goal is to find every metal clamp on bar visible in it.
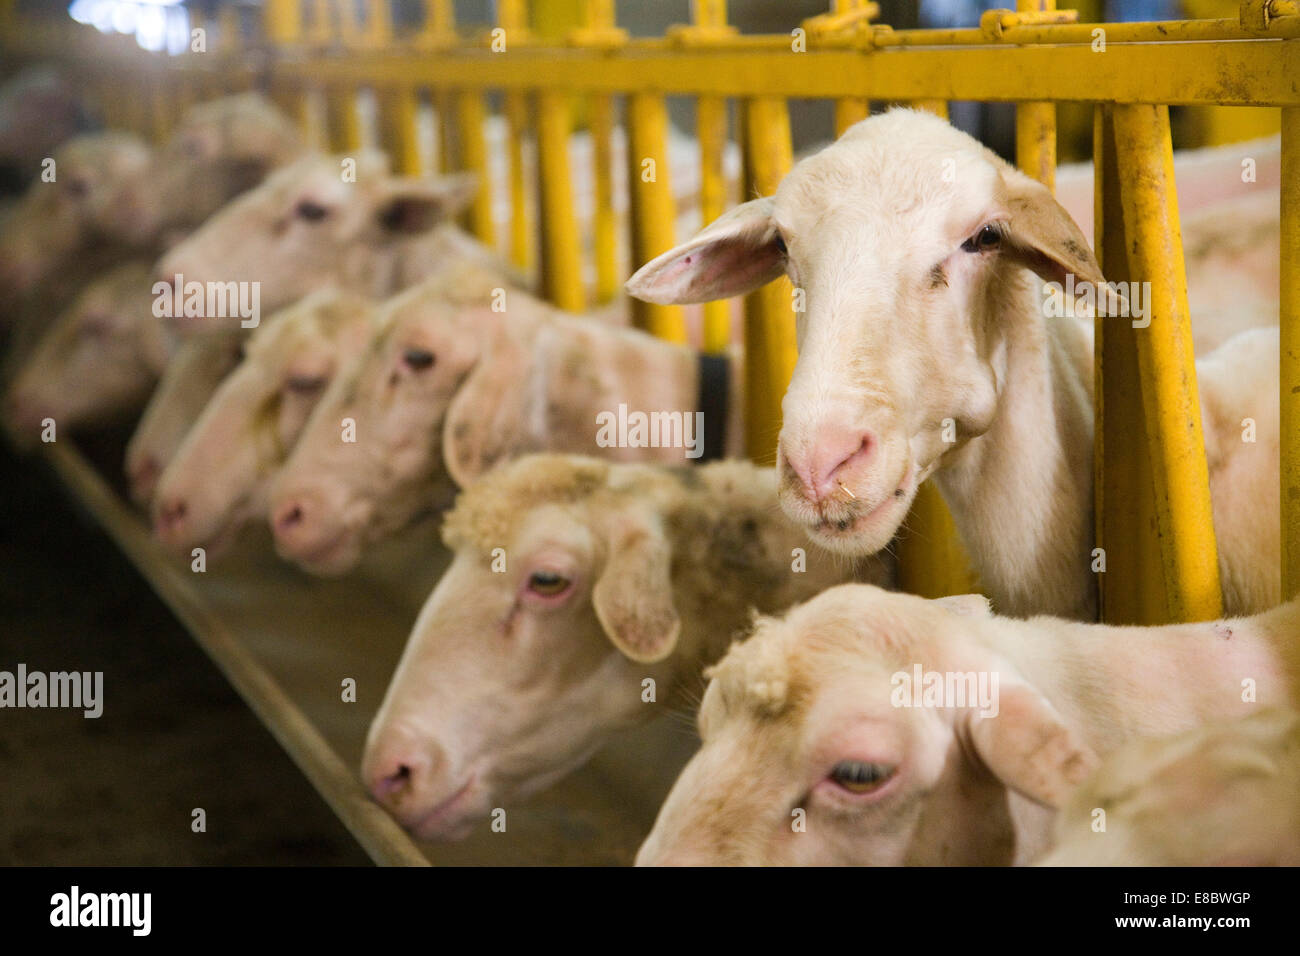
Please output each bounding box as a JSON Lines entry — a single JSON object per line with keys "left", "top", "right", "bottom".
{"left": 802, "top": 1, "right": 880, "bottom": 40}
{"left": 1241, "top": 0, "right": 1300, "bottom": 32}
{"left": 979, "top": 7, "right": 1079, "bottom": 39}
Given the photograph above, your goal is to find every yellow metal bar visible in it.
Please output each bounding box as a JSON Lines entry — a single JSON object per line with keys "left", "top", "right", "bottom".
{"left": 535, "top": 90, "right": 585, "bottom": 313}
{"left": 379, "top": 87, "right": 422, "bottom": 176}
{"left": 910, "top": 99, "right": 949, "bottom": 120}
{"left": 325, "top": 84, "right": 363, "bottom": 152}
{"left": 1283, "top": 106, "right": 1300, "bottom": 598}
{"left": 835, "top": 98, "right": 870, "bottom": 135}
{"left": 740, "top": 96, "right": 794, "bottom": 464}
{"left": 697, "top": 95, "right": 731, "bottom": 351}
{"left": 363, "top": 0, "right": 391, "bottom": 47}
{"left": 308, "top": 0, "right": 333, "bottom": 46}
{"left": 415, "top": 0, "right": 456, "bottom": 48}
{"left": 454, "top": 90, "right": 494, "bottom": 246}
{"left": 434, "top": 90, "right": 456, "bottom": 174}
{"left": 896, "top": 486, "right": 980, "bottom": 599}
{"left": 1112, "top": 104, "right": 1222, "bottom": 623}
{"left": 503, "top": 92, "right": 532, "bottom": 273}
{"left": 626, "top": 92, "right": 687, "bottom": 342}
{"left": 1094, "top": 104, "right": 1162, "bottom": 625}
{"left": 589, "top": 94, "right": 619, "bottom": 304}
{"left": 258, "top": 40, "right": 1300, "bottom": 105}
{"left": 1014, "top": 1, "right": 1057, "bottom": 191}
{"left": 263, "top": 0, "right": 302, "bottom": 44}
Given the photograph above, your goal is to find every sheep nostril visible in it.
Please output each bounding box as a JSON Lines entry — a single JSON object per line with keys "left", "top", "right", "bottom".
{"left": 371, "top": 763, "right": 412, "bottom": 803}
{"left": 276, "top": 502, "right": 304, "bottom": 532}
{"left": 156, "top": 499, "right": 187, "bottom": 532}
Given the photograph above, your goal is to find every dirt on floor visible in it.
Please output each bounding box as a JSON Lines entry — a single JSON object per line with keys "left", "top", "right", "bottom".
{"left": 0, "top": 432, "right": 370, "bottom": 865}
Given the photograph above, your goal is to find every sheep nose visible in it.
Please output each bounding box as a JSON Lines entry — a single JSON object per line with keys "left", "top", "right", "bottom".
{"left": 364, "top": 735, "right": 439, "bottom": 810}
{"left": 154, "top": 497, "right": 188, "bottom": 536}
{"left": 274, "top": 498, "right": 307, "bottom": 535}
{"left": 788, "top": 429, "right": 875, "bottom": 501}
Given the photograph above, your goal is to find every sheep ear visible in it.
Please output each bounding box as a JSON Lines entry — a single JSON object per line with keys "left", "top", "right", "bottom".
{"left": 376, "top": 172, "right": 479, "bottom": 234}
{"left": 625, "top": 197, "right": 785, "bottom": 305}
{"left": 593, "top": 520, "right": 681, "bottom": 664}
{"left": 965, "top": 683, "right": 1100, "bottom": 809}
{"left": 997, "top": 170, "right": 1126, "bottom": 315}
{"left": 441, "top": 338, "right": 532, "bottom": 488}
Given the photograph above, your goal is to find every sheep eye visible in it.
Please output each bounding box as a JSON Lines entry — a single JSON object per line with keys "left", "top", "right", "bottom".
{"left": 65, "top": 177, "right": 89, "bottom": 199}
{"left": 829, "top": 760, "right": 894, "bottom": 794}
{"left": 402, "top": 347, "right": 435, "bottom": 371}
{"left": 286, "top": 374, "right": 326, "bottom": 393}
{"left": 296, "top": 200, "right": 329, "bottom": 222}
{"left": 961, "top": 223, "right": 1001, "bottom": 253}
{"left": 527, "top": 570, "right": 570, "bottom": 597}
{"left": 773, "top": 232, "right": 787, "bottom": 255}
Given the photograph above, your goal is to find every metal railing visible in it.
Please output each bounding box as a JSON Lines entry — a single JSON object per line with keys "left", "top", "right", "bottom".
{"left": 2, "top": 0, "right": 1297, "bottom": 624}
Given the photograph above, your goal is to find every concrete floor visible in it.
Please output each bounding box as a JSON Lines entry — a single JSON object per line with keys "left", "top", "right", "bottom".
{"left": 0, "top": 434, "right": 370, "bottom": 865}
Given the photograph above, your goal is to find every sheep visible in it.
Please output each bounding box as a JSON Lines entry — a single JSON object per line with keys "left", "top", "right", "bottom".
{"left": 154, "top": 152, "right": 522, "bottom": 329}
{"left": 0, "top": 132, "right": 154, "bottom": 309}
{"left": 1038, "top": 708, "right": 1300, "bottom": 866}
{"left": 361, "top": 453, "right": 891, "bottom": 841}
{"left": 150, "top": 288, "right": 376, "bottom": 557}
{"left": 266, "top": 275, "right": 745, "bottom": 576}
{"left": 4, "top": 260, "right": 162, "bottom": 445}
{"left": 123, "top": 331, "right": 246, "bottom": 506}
{"left": 635, "top": 582, "right": 1298, "bottom": 866}
{"left": 627, "top": 108, "right": 1281, "bottom": 619}
{"left": 141, "top": 92, "right": 306, "bottom": 244}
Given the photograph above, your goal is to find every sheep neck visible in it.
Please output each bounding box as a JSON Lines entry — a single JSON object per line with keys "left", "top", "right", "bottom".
{"left": 932, "top": 270, "right": 1098, "bottom": 619}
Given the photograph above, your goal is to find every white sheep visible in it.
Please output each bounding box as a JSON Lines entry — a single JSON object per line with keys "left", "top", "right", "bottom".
{"left": 628, "top": 108, "right": 1282, "bottom": 619}
{"left": 266, "top": 277, "right": 746, "bottom": 576}
{"left": 362, "top": 453, "right": 891, "bottom": 841}
{"left": 635, "top": 583, "right": 1298, "bottom": 866}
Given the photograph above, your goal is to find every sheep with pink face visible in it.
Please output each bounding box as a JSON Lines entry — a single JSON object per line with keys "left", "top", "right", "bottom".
{"left": 151, "top": 288, "right": 375, "bottom": 556}
{"left": 636, "top": 584, "right": 1299, "bottom": 866}
{"left": 143, "top": 93, "right": 306, "bottom": 243}
{"left": 628, "top": 109, "right": 1281, "bottom": 619}
{"left": 362, "top": 454, "right": 890, "bottom": 841}
{"left": 268, "top": 276, "right": 743, "bottom": 576}
{"left": 1038, "top": 708, "right": 1300, "bottom": 866}
{"left": 5, "top": 260, "right": 164, "bottom": 445}
{"left": 0, "top": 132, "right": 154, "bottom": 304}
{"left": 154, "top": 152, "right": 515, "bottom": 330}
{"left": 124, "top": 332, "right": 246, "bottom": 506}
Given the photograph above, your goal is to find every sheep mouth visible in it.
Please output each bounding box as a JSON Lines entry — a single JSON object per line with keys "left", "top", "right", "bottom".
{"left": 409, "top": 775, "right": 481, "bottom": 841}
{"left": 794, "top": 478, "right": 916, "bottom": 555}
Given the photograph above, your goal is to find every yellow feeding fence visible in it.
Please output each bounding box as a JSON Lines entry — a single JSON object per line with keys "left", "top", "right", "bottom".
{"left": 3, "top": 0, "right": 1298, "bottom": 625}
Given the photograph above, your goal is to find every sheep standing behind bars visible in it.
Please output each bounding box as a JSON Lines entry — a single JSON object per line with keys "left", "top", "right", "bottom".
{"left": 150, "top": 287, "right": 378, "bottom": 557}
{"left": 124, "top": 332, "right": 246, "bottom": 505}
{"left": 153, "top": 151, "right": 521, "bottom": 325}
{"left": 266, "top": 278, "right": 746, "bottom": 576}
{"left": 5, "top": 259, "right": 164, "bottom": 443}
{"left": 362, "top": 453, "right": 892, "bottom": 841}
{"left": 634, "top": 583, "right": 1300, "bottom": 866}
{"left": 628, "top": 108, "right": 1283, "bottom": 620}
